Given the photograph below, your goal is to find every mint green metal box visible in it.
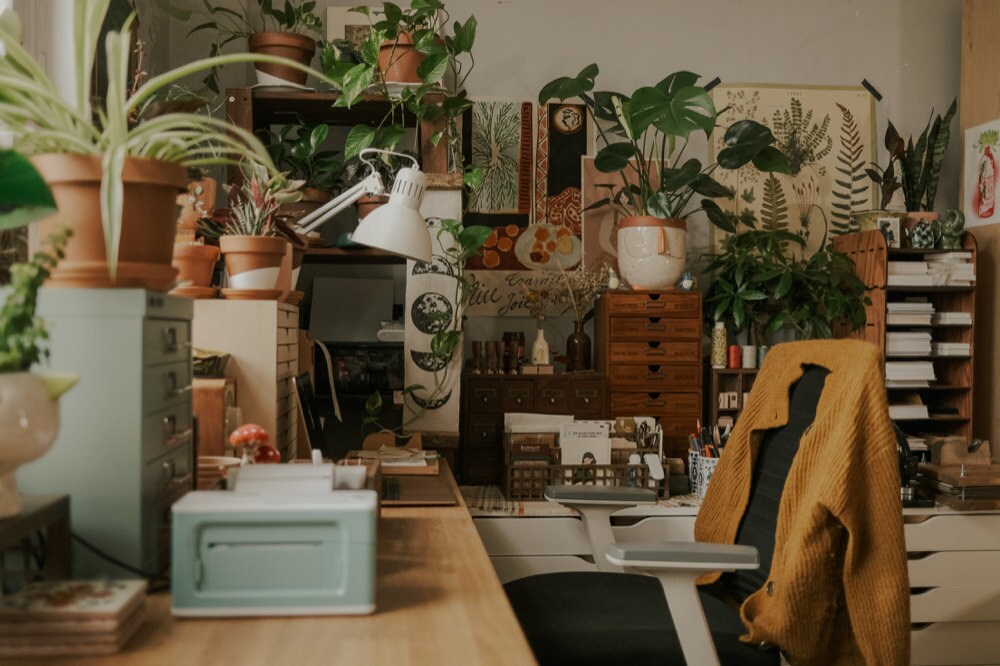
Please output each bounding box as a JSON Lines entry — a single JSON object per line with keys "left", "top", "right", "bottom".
{"left": 171, "top": 490, "right": 378, "bottom": 616}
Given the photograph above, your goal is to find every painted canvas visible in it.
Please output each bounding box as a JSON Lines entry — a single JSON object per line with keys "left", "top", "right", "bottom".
{"left": 709, "top": 84, "right": 877, "bottom": 254}
{"left": 963, "top": 119, "right": 1000, "bottom": 227}
{"left": 463, "top": 100, "right": 533, "bottom": 270}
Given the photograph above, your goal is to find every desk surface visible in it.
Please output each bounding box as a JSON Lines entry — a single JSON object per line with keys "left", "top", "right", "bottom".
{"left": 21, "top": 466, "right": 536, "bottom": 666}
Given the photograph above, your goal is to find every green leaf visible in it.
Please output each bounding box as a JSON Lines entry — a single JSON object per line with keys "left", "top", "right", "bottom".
{"left": 538, "top": 63, "right": 599, "bottom": 104}
{"left": 591, "top": 91, "right": 627, "bottom": 123}
{"left": 647, "top": 192, "right": 671, "bottom": 218}
{"left": 375, "top": 123, "right": 406, "bottom": 150}
{"left": 365, "top": 390, "right": 383, "bottom": 417}
{"left": 0, "top": 150, "right": 57, "bottom": 229}
{"left": 690, "top": 174, "right": 733, "bottom": 198}
{"left": 594, "top": 142, "right": 635, "bottom": 173}
{"left": 655, "top": 71, "right": 700, "bottom": 96}
{"left": 702, "top": 199, "right": 736, "bottom": 234}
{"left": 750, "top": 145, "right": 791, "bottom": 174}
{"left": 774, "top": 270, "right": 793, "bottom": 298}
{"left": 740, "top": 289, "right": 767, "bottom": 301}
{"left": 458, "top": 225, "right": 492, "bottom": 252}
{"left": 453, "top": 15, "right": 477, "bottom": 53}
{"left": 417, "top": 52, "right": 448, "bottom": 84}
{"left": 716, "top": 120, "right": 778, "bottom": 170}
{"left": 344, "top": 124, "right": 375, "bottom": 161}
{"left": 661, "top": 158, "right": 701, "bottom": 191}
{"left": 652, "top": 86, "right": 716, "bottom": 139}
{"left": 309, "top": 124, "right": 329, "bottom": 150}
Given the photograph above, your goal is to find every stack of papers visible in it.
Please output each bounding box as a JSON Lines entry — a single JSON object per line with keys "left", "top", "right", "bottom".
{"left": 931, "top": 311, "right": 973, "bottom": 326}
{"left": 907, "top": 435, "right": 928, "bottom": 452}
{"left": 926, "top": 252, "right": 976, "bottom": 286}
{"left": 887, "top": 300, "right": 934, "bottom": 326}
{"left": 885, "top": 361, "right": 936, "bottom": 387}
{"left": 886, "top": 331, "right": 932, "bottom": 357}
{"left": 887, "top": 261, "right": 933, "bottom": 287}
{"left": 889, "top": 403, "right": 929, "bottom": 420}
{"left": 932, "top": 342, "right": 971, "bottom": 357}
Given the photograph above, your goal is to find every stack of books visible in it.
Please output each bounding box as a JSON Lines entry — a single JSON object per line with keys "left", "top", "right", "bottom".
{"left": 886, "top": 300, "right": 934, "bottom": 326}
{"left": 0, "top": 580, "right": 146, "bottom": 658}
{"left": 885, "top": 360, "right": 936, "bottom": 388}
{"left": 926, "top": 252, "right": 976, "bottom": 286}
{"left": 906, "top": 435, "right": 928, "bottom": 453}
{"left": 888, "top": 401, "right": 929, "bottom": 420}
{"left": 886, "top": 331, "right": 932, "bottom": 357}
{"left": 931, "top": 311, "right": 973, "bottom": 326}
{"left": 932, "top": 341, "right": 971, "bottom": 357}
{"left": 887, "top": 261, "right": 933, "bottom": 287}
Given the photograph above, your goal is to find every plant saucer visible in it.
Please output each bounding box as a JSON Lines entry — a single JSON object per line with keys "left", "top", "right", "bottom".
{"left": 220, "top": 288, "right": 283, "bottom": 301}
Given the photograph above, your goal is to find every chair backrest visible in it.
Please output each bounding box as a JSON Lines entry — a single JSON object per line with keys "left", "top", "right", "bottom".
{"left": 722, "top": 364, "right": 830, "bottom": 603}
{"left": 293, "top": 373, "right": 325, "bottom": 453}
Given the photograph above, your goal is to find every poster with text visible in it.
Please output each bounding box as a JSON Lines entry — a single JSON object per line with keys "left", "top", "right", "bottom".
{"left": 963, "top": 119, "right": 1000, "bottom": 227}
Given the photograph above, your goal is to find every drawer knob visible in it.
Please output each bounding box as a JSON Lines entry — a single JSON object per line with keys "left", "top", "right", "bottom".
{"left": 583, "top": 397, "right": 591, "bottom": 405}
{"left": 516, "top": 397, "right": 522, "bottom": 404}
{"left": 481, "top": 431, "right": 488, "bottom": 439}
{"left": 549, "top": 397, "right": 556, "bottom": 404}
{"left": 482, "top": 397, "right": 489, "bottom": 403}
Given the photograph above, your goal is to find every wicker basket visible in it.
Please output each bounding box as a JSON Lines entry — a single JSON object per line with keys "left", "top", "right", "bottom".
{"left": 503, "top": 447, "right": 667, "bottom": 500}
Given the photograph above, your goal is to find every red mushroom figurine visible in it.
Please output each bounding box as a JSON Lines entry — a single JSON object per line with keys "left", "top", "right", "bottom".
{"left": 229, "top": 424, "right": 279, "bottom": 464}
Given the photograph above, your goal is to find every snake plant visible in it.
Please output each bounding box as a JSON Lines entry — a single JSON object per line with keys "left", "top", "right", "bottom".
{"left": 896, "top": 99, "right": 957, "bottom": 212}
{"left": 0, "top": 0, "right": 335, "bottom": 277}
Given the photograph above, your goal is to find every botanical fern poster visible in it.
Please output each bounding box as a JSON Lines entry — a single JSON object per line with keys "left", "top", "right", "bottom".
{"left": 709, "top": 84, "right": 877, "bottom": 255}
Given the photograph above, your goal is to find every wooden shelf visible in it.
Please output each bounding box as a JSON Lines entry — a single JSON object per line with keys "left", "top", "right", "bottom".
{"left": 886, "top": 285, "right": 975, "bottom": 293}
{"left": 236, "top": 88, "right": 445, "bottom": 128}
{"left": 709, "top": 368, "right": 760, "bottom": 375}
{"left": 887, "top": 323, "right": 972, "bottom": 328}
{"left": 887, "top": 247, "right": 973, "bottom": 256}
{"left": 893, "top": 415, "right": 970, "bottom": 423}
{"left": 302, "top": 247, "right": 407, "bottom": 265}
{"left": 886, "top": 385, "right": 972, "bottom": 392}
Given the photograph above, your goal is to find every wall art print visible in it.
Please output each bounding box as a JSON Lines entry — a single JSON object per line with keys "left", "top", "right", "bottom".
{"left": 462, "top": 99, "right": 533, "bottom": 270}
{"left": 709, "top": 84, "right": 877, "bottom": 255}
{"left": 963, "top": 118, "right": 1000, "bottom": 227}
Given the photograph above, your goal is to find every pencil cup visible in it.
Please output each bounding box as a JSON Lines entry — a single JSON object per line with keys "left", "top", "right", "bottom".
{"left": 688, "top": 450, "right": 700, "bottom": 496}
{"left": 697, "top": 456, "right": 720, "bottom": 500}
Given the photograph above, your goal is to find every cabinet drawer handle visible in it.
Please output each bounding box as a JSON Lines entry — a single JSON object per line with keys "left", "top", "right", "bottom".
{"left": 646, "top": 324, "right": 665, "bottom": 332}
{"left": 161, "top": 327, "right": 191, "bottom": 353}
{"left": 549, "top": 397, "right": 556, "bottom": 404}
{"left": 516, "top": 397, "right": 523, "bottom": 405}
{"left": 164, "top": 371, "right": 192, "bottom": 399}
{"left": 583, "top": 397, "right": 591, "bottom": 405}
{"left": 481, "top": 431, "right": 488, "bottom": 439}
{"left": 482, "top": 396, "right": 489, "bottom": 404}
{"left": 645, "top": 400, "right": 666, "bottom": 407}
{"left": 645, "top": 348, "right": 667, "bottom": 356}
{"left": 162, "top": 415, "right": 177, "bottom": 436}
{"left": 165, "top": 428, "right": 194, "bottom": 448}
{"left": 644, "top": 371, "right": 662, "bottom": 379}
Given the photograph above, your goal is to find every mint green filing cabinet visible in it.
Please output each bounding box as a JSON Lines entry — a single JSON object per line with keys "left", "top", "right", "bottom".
{"left": 20, "top": 289, "right": 194, "bottom": 577}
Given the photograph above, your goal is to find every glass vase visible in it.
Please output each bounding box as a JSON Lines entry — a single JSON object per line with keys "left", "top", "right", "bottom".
{"left": 565, "top": 321, "right": 591, "bottom": 372}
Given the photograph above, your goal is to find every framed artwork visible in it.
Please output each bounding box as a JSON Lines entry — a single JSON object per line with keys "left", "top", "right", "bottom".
{"left": 963, "top": 118, "right": 1000, "bottom": 227}
{"left": 709, "top": 84, "right": 878, "bottom": 254}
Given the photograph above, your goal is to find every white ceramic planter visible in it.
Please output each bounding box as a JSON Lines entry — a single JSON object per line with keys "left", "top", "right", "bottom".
{"left": 617, "top": 216, "right": 687, "bottom": 290}
{"left": 230, "top": 266, "right": 281, "bottom": 290}
{"left": 0, "top": 373, "right": 72, "bottom": 517}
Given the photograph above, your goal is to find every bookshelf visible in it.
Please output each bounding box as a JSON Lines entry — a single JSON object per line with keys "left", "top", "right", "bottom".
{"left": 708, "top": 368, "right": 759, "bottom": 427}
{"left": 833, "top": 230, "right": 977, "bottom": 441}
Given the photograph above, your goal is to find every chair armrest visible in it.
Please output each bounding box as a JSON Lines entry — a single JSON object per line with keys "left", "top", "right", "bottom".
{"left": 544, "top": 485, "right": 658, "bottom": 506}
{"left": 606, "top": 541, "right": 759, "bottom": 572}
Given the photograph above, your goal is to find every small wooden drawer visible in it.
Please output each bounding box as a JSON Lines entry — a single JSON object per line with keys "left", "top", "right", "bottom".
{"left": 277, "top": 377, "right": 294, "bottom": 400}
{"left": 610, "top": 364, "right": 701, "bottom": 388}
{"left": 569, "top": 380, "right": 605, "bottom": 416}
{"left": 278, "top": 307, "right": 297, "bottom": 329}
{"left": 143, "top": 319, "right": 192, "bottom": 367}
{"left": 277, "top": 343, "right": 296, "bottom": 364}
{"left": 609, "top": 341, "right": 700, "bottom": 364}
{"left": 606, "top": 292, "right": 700, "bottom": 317}
{"left": 278, "top": 327, "right": 296, "bottom": 345}
{"left": 610, "top": 391, "right": 701, "bottom": 417}
{"left": 502, "top": 379, "right": 535, "bottom": 412}
{"left": 609, "top": 317, "right": 700, "bottom": 340}
{"left": 276, "top": 359, "right": 295, "bottom": 380}
{"left": 468, "top": 380, "right": 501, "bottom": 412}
{"left": 536, "top": 379, "right": 569, "bottom": 412}
{"left": 467, "top": 418, "right": 502, "bottom": 446}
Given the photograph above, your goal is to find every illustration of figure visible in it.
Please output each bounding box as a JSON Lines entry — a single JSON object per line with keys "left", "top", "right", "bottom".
{"left": 879, "top": 220, "right": 896, "bottom": 247}
{"left": 574, "top": 451, "right": 597, "bottom": 485}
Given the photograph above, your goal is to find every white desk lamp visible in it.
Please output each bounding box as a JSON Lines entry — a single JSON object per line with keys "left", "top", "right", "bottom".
{"left": 294, "top": 148, "right": 431, "bottom": 263}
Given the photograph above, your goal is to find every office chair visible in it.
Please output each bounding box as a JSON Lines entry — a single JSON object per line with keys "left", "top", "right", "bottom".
{"left": 505, "top": 343, "right": 908, "bottom": 665}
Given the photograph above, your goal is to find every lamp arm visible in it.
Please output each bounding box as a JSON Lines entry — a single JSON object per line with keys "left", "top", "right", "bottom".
{"left": 294, "top": 172, "right": 384, "bottom": 236}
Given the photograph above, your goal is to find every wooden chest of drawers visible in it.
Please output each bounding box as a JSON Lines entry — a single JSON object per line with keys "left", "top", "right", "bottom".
{"left": 460, "top": 374, "right": 606, "bottom": 485}
{"left": 595, "top": 290, "right": 703, "bottom": 460}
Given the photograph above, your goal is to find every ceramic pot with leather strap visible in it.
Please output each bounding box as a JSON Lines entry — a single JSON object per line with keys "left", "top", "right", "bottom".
{"left": 616, "top": 216, "right": 687, "bottom": 290}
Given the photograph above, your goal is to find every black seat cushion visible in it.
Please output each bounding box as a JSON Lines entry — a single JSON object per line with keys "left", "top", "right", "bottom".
{"left": 505, "top": 571, "right": 779, "bottom": 666}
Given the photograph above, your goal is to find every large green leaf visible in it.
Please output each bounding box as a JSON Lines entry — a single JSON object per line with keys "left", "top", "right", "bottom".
{"left": 702, "top": 199, "right": 736, "bottom": 234}
{"left": 651, "top": 86, "right": 716, "bottom": 139}
{"left": 750, "top": 145, "right": 791, "bottom": 174}
{"left": 344, "top": 124, "right": 375, "bottom": 161}
{"left": 538, "top": 63, "right": 599, "bottom": 104}
{"left": 453, "top": 16, "right": 477, "bottom": 53}
{"left": 716, "top": 120, "right": 777, "bottom": 170}
{"left": 594, "top": 142, "right": 635, "bottom": 173}
{"left": 416, "top": 52, "right": 448, "bottom": 85}
{"left": 592, "top": 91, "right": 627, "bottom": 123}
{"left": 661, "top": 158, "right": 701, "bottom": 191}
{"left": 0, "top": 150, "right": 57, "bottom": 230}
{"left": 655, "top": 71, "right": 700, "bottom": 96}
{"left": 690, "top": 173, "right": 732, "bottom": 198}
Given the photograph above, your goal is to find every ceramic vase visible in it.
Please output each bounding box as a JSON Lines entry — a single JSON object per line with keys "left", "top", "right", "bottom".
{"left": 616, "top": 216, "right": 687, "bottom": 290}
{"left": 711, "top": 322, "right": 727, "bottom": 368}
{"left": 220, "top": 236, "right": 287, "bottom": 291}
{"left": 532, "top": 325, "right": 550, "bottom": 366}
{"left": 565, "top": 321, "right": 591, "bottom": 372}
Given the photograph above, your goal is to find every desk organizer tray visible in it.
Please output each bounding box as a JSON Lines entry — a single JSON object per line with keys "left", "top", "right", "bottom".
{"left": 503, "top": 447, "right": 667, "bottom": 500}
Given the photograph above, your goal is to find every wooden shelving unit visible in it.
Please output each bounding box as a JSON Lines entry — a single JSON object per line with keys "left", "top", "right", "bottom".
{"left": 302, "top": 247, "right": 406, "bottom": 265}
{"left": 709, "top": 368, "right": 759, "bottom": 426}
{"left": 833, "top": 229, "right": 977, "bottom": 440}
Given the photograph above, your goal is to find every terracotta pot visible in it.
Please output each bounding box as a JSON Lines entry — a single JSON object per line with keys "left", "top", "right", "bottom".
{"left": 248, "top": 32, "right": 316, "bottom": 86}
{"left": 172, "top": 243, "right": 220, "bottom": 288}
{"left": 275, "top": 242, "right": 294, "bottom": 300}
{"left": 176, "top": 176, "right": 217, "bottom": 231}
{"left": 279, "top": 188, "right": 331, "bottom": 222}
{"left": 220, "top": 236, "right": 287, "bottom": 290}
{"left": 616, "top": 216, "right": 687, "bottom": 290}
{"left": 32, "top": 154, "right": 187, "bottom": 291}
{"left": 378, "top": 32, "right": 423, "bottom": 84}
{"left": 357, "top": 194, "right": 389, "bottom": 220}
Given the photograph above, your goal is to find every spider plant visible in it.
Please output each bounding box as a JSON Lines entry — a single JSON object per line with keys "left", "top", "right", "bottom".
{"left": 0, "top": 0, "right": 335, "bottom": 277}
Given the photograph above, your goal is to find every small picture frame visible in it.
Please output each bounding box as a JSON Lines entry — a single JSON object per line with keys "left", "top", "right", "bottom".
{"left": 878, "top": 216, "right": 901, "bottom": 248}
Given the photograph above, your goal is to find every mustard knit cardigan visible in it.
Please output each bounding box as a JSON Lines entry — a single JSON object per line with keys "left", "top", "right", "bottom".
{"left": 695, "top": 340, "right": 910, "bottom": 665}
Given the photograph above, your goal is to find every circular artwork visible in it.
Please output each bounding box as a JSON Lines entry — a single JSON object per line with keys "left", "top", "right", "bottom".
{"left": 411, "top": 254, "right": 455, "bottom": 277}
{"left": 514, "top": 223, "right": 582, "bottom": 270}
{"left": 410, "top": 389, "right": 453, "bottom": 410}
{"left": 410, "top": 292, "right": 453, "bottom": 334}
{"left": 410, "top": 349, "right": 449, "bottom": 372}
{"left": 553, "top": 105, "right": 584, "bottom": 134}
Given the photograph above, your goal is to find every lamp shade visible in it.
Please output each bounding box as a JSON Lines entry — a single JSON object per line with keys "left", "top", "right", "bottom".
{"left": 352, "top": 166, "right": 431, "bottom": 263}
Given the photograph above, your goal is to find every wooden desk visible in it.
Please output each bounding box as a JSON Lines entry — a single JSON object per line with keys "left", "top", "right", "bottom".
{"left": 19, "top": 465, "right": 536, "bottom": 665}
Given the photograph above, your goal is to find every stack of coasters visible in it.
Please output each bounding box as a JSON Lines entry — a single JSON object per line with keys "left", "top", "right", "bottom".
{"left": 0, "top": 580, "right": 147, "bottom": 657}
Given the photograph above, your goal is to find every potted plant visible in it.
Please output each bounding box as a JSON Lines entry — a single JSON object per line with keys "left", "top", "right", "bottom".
{"left": 0, "top": 1, "right": 334, "bottom": 292}
{"left": 704, "top": 207, "right": 869, "bottom": 346}
{"left": 267, "top": 121, "right": 344, "bottom": 221}
{"left": 0, "top": 150, "right": 77, "bottom": 517}
{"left": 555, "top": 263, "right": 611, "bottom": 372}
{"left": 171, "top": 239, "right": 221, "bottom": 297}
{"left": 165, "top": 0, "right": 323, "bottom": 90}
{"left": 220, "top": 161, "right": 303, "bottom": 297}
{"left": 539, "top": 64, "right": 790, "bottom": 289}
{"left": 177, "top": 167, "right": 218, "bottom": 232}
{"left": 895, "top": 100, "right": 957, "bottom": 244}
{"left": 325, "top": 0, "right": 477, "bottom": 175}
{"left": 857, "top": 133, "right": 906, "bottom": 234}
